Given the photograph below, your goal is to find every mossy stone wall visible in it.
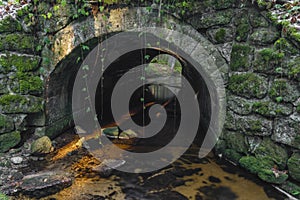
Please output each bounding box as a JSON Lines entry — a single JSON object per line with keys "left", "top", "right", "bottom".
{"left": 0, "top": 5, "right": 43, "bottom": 153}
{"left": 0, "top": 0, "right": 299, "bottom": 196}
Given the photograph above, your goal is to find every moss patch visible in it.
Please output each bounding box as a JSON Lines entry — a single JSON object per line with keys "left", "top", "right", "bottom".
{"left": 288, "top": 57, "right": 300, "bottom": 81}
{"left": 269, "top": 79, "right": 299, "bottom": 103}
{"left": 0, "top": 54, "right": 40, "bottom": 73}
{"left": 215, "top": 28, "right": 226, "bottom": 43}
{"left": 297, "top": 104, "right": 300, "bottom": 113}
{"left": 254, "top": 48, "right": 284, "bottom": 73}
{"left": 0, "top": 16, "right": 22, "bottom": 33}
{"left": 11, "top": 72, "right": 44, "bottom": 95}
{"left": 0, "top": 33, "right": 36, "bottom": 54}
{"left": 0, "top": 192, "right": 9, "bottom": 200}
{"left": 287, "top": 153, "right": 300, "bottom": 182}
{"left": 0, "top": 94, "right": 43, "bottom": 114}
{"left": 0, "top": 114, "right": 14, "bottom": 134}
{"left": 230, "top": 44, "right": 252, "bottom": 71}
{"left": 224, "top": 149, "right": 243, "bottom": 163}
{"left": 228, "top": 73, "right": 268, "bottom": 99}
{"left": 281, "top": 181, "right": 300, "bottom": 198}
{"left": 250, "top": 28, "right": 279, "bottom": 45}
{"left": 223, "top": 131, "right": 248, "bottom": 154}
{"left": 258, "top": 169, "right": 288, "bottom": 184}
{"left": 254, "top": 137, "right": 288, "bottom": 169}
{"left": 274, "top": 38, "right": 298, "bottom": 55}
{"left": 0, "top": 131, "right": 21, "bottom": 153}
{"left": 252, "top": 101, "right": 293, "bottom": 117}
{"left": 239, "top": 156, "right": 274, "bottom": 174}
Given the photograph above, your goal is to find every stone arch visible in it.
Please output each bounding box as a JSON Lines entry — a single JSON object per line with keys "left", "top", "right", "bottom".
{"left": 42, "top": 7, "right": 227, "bottom": 154}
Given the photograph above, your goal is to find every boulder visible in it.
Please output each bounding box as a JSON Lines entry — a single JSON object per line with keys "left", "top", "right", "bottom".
{"left": 30, "top": 136, "right": 53, "bottom": 155}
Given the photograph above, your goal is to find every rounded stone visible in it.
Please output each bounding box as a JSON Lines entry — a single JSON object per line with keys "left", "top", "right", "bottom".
{"left": 30, "top": 136, "right": 53, "bottom": 155}
{"left": 10, "top": 156, "right": 23, "bottom": 164}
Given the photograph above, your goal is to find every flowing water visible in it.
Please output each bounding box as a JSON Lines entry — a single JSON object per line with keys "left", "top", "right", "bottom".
{"left": 12, "top": 128, "right": 287, "bottom": 200}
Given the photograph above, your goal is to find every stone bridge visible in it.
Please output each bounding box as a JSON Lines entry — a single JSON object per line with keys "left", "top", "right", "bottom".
{"left": 0, "top": 0, "right": 299, "bottom": 189}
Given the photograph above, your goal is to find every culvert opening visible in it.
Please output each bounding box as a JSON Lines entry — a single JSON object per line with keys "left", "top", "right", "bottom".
{"left": 45, "top": 30, "right": 221, "bottom": 171}
{"left": 45, "top": 47, "right": 212, "bottom": 153}
{"left": 93, "top": 48, "right": 212, "bottom": 152}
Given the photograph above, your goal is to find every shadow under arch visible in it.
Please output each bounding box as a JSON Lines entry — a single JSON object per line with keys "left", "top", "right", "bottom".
{"left": 40, "top": 8, "right": 226, "bottom": 163}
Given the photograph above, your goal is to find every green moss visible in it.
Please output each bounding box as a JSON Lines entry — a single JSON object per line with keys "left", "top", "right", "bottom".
{"left": 12, "top": 72, "right": 44, "bottom": 95}
{"left": 0, "top": 131, "right": 21, "bottom": 153}
{"left": 254, "top": 48, "right": 284, "bottom": 73}
{"left": 297, "top": 104, "right": 300, "bottom": 113}
{"left": 252, "top": 101, "right": 293, "bottom": 117}
{"left": 228, "top": 73, "right": 268, "bottom": 99}
{"left": 287, "top": 153, "right": 300, "bottom": 182}
{"left": 0, "top": 192, "right": 9, "bottom": 200}
{"left": 223, "top": 131, "right": 248, "bottom": 154}
{"left": 236, "top": 23, "right": 250, "bottom": 42}
{"left": 255, "top": 138, "right": 288, "bottom": 169}
{"left": 230, "top": 44, "right": 252, "bottom": 71}
{"left": 224, "top": 149, "right": 243, "bottom": 163}
{"left": 0, "top": 94, "right": 28, "bottom": 106}
{"left": 274, "top": 38, "right": 298, "bottom": 55}
{"left": 256, "top": 0, "right": 268, "bottom": 8}
{"left": 247, "top": 119, "right": 262, "bottom": 132}
{"left": 0, "top": 16, "right": 22, "bottom": 33}
{"left": 239, "top": 156, "right": 274, "bottom": 174}
{"left": 288, "top": 57, "right": 300, "bottom": 80}
{"left": 258, "top": 169, "right": 288, "bottom": 184}
{"left": 0, "top": 54, "right": 40, "bottom": 73}
{"left": 0, "top": 34, "right": 36, "bottom": 53}
{"left": 0, "top": 94, "right": 43, "bottom": 114}
{"left": 0, "top": 114, "right": 14, "bottom": 134}
{"left": 250, "top": 29, "right": 279, "bottom": 45}
{"left": 291, "top": 32, "right": 300, "bottom": 43}
{"left": 214, "top": 28, "right": 226, "bottom": 43}
{"left": 269, "top": 79, "right": 298, "bottom": 103}
{"left": 281, "top": 181, "right": 300, "bottom": 198}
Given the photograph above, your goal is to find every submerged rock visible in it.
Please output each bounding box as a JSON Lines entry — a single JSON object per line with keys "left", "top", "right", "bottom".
{"left": 30, "top": 136, "right": 53, "bottom": 155}
{"left": 92, "top": 159, "right": 126, "bottom": 178}
{"left": 19, "top": 171, "right": 72, "bottom": 198}
{"left": 103, "top": 127, "right": 138, "bottom": 139}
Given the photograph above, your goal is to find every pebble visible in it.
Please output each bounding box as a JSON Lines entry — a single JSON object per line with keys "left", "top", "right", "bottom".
{"left": 10, "top": 156, "right": 23, "bottom": 164}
